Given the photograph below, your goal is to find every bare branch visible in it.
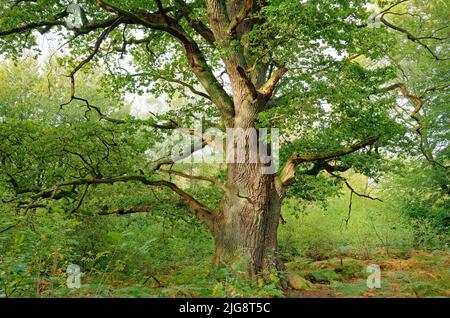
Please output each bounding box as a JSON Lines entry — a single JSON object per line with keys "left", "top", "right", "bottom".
{"left": 326, "top": 170, "right": 382, "bottom": 202}
{"left": 379, "top": 15, "right": 450, "bottom": 61}
{"left": 0, "top": 14, "right": 128, "bottom": 37}
{"left": 0, "top": 223, "right": 19, "bottom": 235}
{"left": 379, "top": 0, "right": 409, "bottom": 14}
{"left": 345, "top": 190, "right": 353, "bottom": 227}
{"left": 98, "top": 204, "right": 152, "bottom": 215}
{"left": 66, "top": 17, "right": 123, "bottom": 98}
{"left": 69, "top": 184, "right": 90, "bottom": 214}
{"left": 158, "top": 76, "right": 212, "bottom": 101}
{"left": 174, "top": 0, "right": 216, "bottom": 45}
{"left": 126, "top": 72, "right": 212, "bottom": 100}
{"left": 420, "top": 83, "right": 450, "bottom": 97}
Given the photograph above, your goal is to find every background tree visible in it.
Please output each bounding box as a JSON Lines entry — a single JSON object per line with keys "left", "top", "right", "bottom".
{"left": 375, "top": 0, "right": 449, "bottom": 234}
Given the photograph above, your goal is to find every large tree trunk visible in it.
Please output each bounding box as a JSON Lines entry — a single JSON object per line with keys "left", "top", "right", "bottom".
{"left": 212, "top": 162, "right": 282, "bottom": 275}
{"left": 203, "top": 0, "right": 282, "bottom": 275}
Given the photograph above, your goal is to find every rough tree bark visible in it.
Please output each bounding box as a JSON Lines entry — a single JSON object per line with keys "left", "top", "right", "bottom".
{"left": 199, "top": 0, "right": 283, "bottom": 274}
{"left": 212, "top": 162, "right": 282, "bottom": 274}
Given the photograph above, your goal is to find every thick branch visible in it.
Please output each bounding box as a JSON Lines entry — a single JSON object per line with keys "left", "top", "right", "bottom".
{"left": 0, "top": 19, "right": 65, "bottom": 36}
{"left": 226, "top": 0, "right": 253, "bottom": 36}
{"left": 152, "top": 137, "right": 210, "bottom": 171}
{"left": 258, "top": 67, "right": 287, "bottom": 95}
{"left": 31, "top": 175, "right": 215, "bottom": 228}
{"left": 237, "top": 65, "right": 258, "bottom": 100}
{"left": 302, "top": 161, "right": 350, "bottom": 176}
{"left": 96, "top": 0, "right": 235, "bottom": 126}
{"left": 280, "top": 136, "right": 379, "bottom": 186}
{"left": 292, "top": 137, "right": 378, "bottom": 163}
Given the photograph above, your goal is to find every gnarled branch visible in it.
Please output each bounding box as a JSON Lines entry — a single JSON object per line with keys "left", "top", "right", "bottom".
{"left": 25, "top": 175, "right": 215, "bottom": 228}
{"left": 280, "top": 136, "right": 379, "bottom": 186}
{"left": 380, "top": 83, "right": 448, "bottom": 169}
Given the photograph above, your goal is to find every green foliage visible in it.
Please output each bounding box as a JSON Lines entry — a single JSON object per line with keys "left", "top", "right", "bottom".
{"left": 0, "top": 0, "right": 448, "bottom": 299}
{"left": 210, "top": 266, "right": 283, "bottom": 298}
{"left": 381, "top": 162, "right": 449, "bottom": 242}
{"left": 278, "top": 176, "right": 418, "bottom": 261}
{"left": 0, "top": 210, "right": 81, "bottom": 297}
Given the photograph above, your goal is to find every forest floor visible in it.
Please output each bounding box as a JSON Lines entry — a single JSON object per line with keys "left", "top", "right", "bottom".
{"left": 56, "top": 249, "right": 448, "bottom": 298}
{"left": 285, "top": 249, "right": 449, "bottom": 298}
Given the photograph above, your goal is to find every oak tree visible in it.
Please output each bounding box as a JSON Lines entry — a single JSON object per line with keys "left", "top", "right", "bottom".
{"left": 0, "top": 0, "right": 448, "bottom": 275}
